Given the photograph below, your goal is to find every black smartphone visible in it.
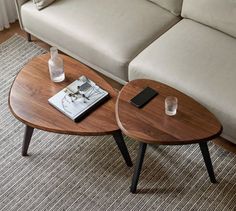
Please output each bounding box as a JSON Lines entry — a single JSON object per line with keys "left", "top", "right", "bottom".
{"left": 130, "top": 87, "right": 158, "bottom": 108}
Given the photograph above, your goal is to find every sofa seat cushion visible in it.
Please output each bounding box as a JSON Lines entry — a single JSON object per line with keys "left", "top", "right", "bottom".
{"left": 129, "top": 19, "right": 236, "bottom": 143}
{"left": 20, "top": 0, "right": 180, "bottom": 81}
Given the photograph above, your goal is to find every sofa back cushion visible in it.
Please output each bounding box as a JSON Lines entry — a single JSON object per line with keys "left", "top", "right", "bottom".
{"left": 181, "top": 0, "right": 236, "bottom": 38}
{"left": 33, "top": 0, "right": 56, "bottom": 10}
{"left": 149, "top": 0, "right": 183, "bottom": 16}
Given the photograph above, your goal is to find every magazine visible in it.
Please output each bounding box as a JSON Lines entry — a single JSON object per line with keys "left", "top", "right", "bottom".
{"left": 48, "top": 75, "right": 109, "bottom": 122}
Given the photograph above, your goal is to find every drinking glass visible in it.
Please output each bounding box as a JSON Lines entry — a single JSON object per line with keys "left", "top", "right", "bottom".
{"left": 165, "top": 96, "right": 178, "bottom": 116}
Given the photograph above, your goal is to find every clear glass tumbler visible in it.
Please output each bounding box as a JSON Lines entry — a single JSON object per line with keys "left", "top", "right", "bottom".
{"left": 165, "top": 96, "right": 178, "bottom": 116}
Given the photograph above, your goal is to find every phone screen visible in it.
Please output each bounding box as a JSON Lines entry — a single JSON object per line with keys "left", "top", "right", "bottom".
{"left": 130, "top": 87, "right": 158, "bottom": 108}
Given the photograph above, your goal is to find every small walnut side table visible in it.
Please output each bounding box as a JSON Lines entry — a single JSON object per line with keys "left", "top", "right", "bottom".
{"left": 116, "top": 79, "right": 222, "bottom": 193}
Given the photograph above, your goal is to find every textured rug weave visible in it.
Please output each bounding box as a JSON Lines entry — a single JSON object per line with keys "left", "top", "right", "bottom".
{"left": 0, "top": 34, "right": 236, "bottom": 211}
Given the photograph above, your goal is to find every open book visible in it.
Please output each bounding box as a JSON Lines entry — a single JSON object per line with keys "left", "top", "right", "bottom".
{"left": 48, "top": 75, "right": 109, "bottom": 122}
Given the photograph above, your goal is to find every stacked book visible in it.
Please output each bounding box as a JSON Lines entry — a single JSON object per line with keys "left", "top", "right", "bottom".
{"left": 48, "top": 75, "right": 109, "bottom": 122}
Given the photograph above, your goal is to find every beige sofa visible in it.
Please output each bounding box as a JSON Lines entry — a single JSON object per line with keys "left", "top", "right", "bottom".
{"left": 15, "top": 0, "right": 181, "bottom": 83}
{"left": 15, "top": 0, "right": 236, "bottom": 144}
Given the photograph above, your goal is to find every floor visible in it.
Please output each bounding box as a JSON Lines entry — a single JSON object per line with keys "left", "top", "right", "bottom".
{"left": 0, "top": 21, "right": 235, "bottom": 154}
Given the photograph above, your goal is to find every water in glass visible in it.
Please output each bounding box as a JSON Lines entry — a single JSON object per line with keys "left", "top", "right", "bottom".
{"left": 165, "top": 96, "right": 178, "bottom": 116}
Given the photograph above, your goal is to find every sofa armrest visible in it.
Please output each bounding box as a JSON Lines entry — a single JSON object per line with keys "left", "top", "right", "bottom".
{"left": 14, "top": 0, "right": 30, "bottom": 29}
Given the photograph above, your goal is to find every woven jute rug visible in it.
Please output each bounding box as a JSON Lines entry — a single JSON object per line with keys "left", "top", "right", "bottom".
{"left": 0, "top": 34, "right": 235, "bottom": 211}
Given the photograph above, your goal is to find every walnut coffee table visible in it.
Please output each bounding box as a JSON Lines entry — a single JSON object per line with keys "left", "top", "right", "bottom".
{"left": 9, "top": 53, "right": 132, "bottom": 167}
{"left": 116, "top": 79, "right": 222, "bottom": 193}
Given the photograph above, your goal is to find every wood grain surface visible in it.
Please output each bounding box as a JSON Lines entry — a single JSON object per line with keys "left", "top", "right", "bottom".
{"left": 116, "top": 79, "right": 222, "bottom": 144}
{"left": 9, "top": 53, "right": 119, "bottom": 135}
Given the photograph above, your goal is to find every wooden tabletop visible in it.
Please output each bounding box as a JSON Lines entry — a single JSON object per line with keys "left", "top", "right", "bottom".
{"left": 116, "top": 79, "right": 222, "bottom": 145}
{"left": 9, "top": 53, "right": 119, "bottom": 135}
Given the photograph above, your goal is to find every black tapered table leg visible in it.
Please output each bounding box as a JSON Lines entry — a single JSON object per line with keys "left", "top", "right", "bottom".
{"left": 130, "top": 142, "right": 147, "bottom": 193}
{"left": 113, "top": 130, "right": 133, "bottom": 167}
{"left": 22, "top": 125, "right": 34, "bottom": 156}
{"left": 199, "top": 142, "right": 217, "bottom": 183}
{"left": 27, "top": 32, "right": 32, "bottom": 42}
